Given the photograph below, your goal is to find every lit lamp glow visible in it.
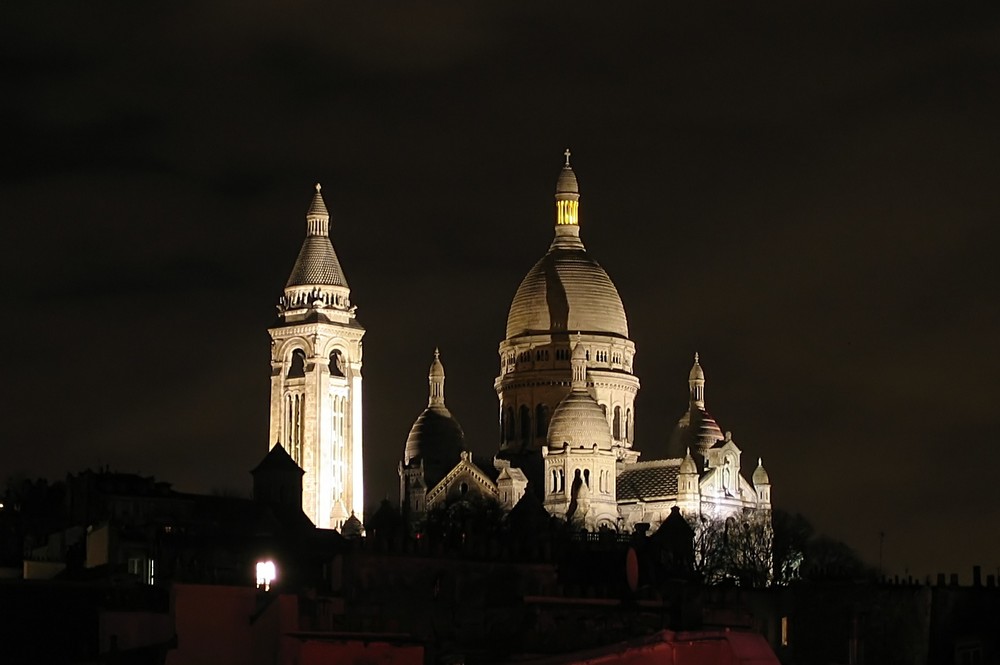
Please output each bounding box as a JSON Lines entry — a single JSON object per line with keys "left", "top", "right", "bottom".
{"left": 256, "top": 560, "right": 277, "bottom": 591}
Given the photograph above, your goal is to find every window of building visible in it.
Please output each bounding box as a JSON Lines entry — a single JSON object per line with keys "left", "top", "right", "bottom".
{"left": 535, "top": 404, "right": 549, "bottom": 438}
{"left": 329, "top": 350, "right": 345, "bottom": 377}
{"left": 287, "top": 348, "right": 306, "bottom": 378}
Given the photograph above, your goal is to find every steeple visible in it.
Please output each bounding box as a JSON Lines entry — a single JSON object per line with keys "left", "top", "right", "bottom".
{"left": 268, "top": 184, "right": 366, "bottom": 529}
{"left": 428, "top": 347, "right": 445, "bottom": 406}
{"left": 688, "top": 352, "right": 705, "bottom": 408}
{"left": 284, "top": 183, "right": 349, "bottom": 291}
{"left": 555, "top": 148, "right": 580, "bottom": 228}
{"left": 306, "top": 183, "right": 330, "bottom": 234}
{"left": 571, "top": 335, "right": 587, "bottom": 388}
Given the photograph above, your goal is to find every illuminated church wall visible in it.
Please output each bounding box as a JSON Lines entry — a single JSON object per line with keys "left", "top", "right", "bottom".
{"left": 268, "top": 185, "right": 365, "bottom": 529}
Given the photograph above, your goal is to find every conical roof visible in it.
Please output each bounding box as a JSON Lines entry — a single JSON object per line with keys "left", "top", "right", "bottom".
{"left": 286, "top": 184, "right": 349, "bottom": 288}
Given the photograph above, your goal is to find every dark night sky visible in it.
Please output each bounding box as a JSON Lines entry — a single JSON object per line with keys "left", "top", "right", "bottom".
{"left": 3, "top": 2, "right": 999, "bottom": 581}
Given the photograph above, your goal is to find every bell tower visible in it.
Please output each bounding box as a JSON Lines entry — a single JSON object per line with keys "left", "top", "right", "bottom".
{"left": 268, "top": 184, "right": 365, "bottom": 529}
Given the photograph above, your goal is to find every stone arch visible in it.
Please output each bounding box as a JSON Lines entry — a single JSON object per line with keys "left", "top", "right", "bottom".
{"left": 329, "top": 349, "right": 346, "bottom": 377}
{"left": 535, "top": 403, "right": 549, "bottom": 438}
{"left": 504, "top": 406, "right": 515, "bottom": 442}
{"left": 519, "top": 405, "right": 531, "bottom": 446}
{"left": 287, "top": 348, "right": 307, "bottom": 379}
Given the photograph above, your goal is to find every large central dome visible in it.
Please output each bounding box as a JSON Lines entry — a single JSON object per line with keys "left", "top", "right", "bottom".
{"left": 505, "top": 156, "right": 628, "bottom": 340}
{"left": 506, "top": 238, "right": 628, "bottom": 339}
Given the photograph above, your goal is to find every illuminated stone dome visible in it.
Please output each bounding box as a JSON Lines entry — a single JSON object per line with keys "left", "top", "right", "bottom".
{"left": 403, "top": 349, "right": 465, "bottom": 488}
{"left": 506, "top": 243, "right": 629, "bottom": 339}
{"left": 752, "top": 458, "right": 770, "bottom": 486}
{"left": 546, "top": 342, "right": 613, "bottom": 452}
{"left": 669, "top": 406, "right": 724, "bottom": 457}
{"left": 505, "top": 154, "right": 627, "bottom": 340}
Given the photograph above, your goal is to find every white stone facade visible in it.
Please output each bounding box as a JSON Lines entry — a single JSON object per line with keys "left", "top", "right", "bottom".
{"left": 268, "top": 185, "right": 365, "bottom": 529}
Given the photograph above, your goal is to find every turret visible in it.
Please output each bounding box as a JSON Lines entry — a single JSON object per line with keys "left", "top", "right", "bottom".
{"left": 753, "top": 457, "right": 771, "bottom": 507}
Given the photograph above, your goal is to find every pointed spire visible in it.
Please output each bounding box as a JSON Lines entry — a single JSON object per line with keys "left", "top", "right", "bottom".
{"left": 285, "top": 183, "right": 349, "bottom": 289}
{"left": 555, "top": 149, "right": 580, "bottom": 227}
{"left": 688, "top": 351, "right": 705, "bottom": 407}
{"left": 571, "top": 333, "right": 587, "bottom": 389}
{"left": 428, "top": 347, "right": 445, "bottom": 406}
{"left": 680, "top": 447, "right": 698, "bottom": 475}
{"left": 306, "top": 183, "right": 330, "bottom": 236}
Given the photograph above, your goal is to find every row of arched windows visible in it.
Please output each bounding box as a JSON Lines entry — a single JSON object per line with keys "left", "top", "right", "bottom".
{"left": 500, "top": 404, "right": 552, "bottom": 445}
{"left": 501, "top": 402, "right": 631, "bottom": 444}
{"left": 549, "top": 466, "right": 613, "bottom": 495}
{"left": 285, "top": 348, "right": 348, "bottom": 379}
{"left": 611, "top": 405, "right": 632, "bottom": 442}
{"left": 500, "top": 346, "right": 631, "bottom": 372}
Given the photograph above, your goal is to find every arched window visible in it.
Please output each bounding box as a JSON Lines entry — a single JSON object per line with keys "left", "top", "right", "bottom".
{"left": 535, "top": 404, "right": 549, "bottom": 438}
{"left": 287, "top": 349, "right": 306, "bottom": 378}
{"left": 329, "top": 350, "right": 345, "bottom": 377}
{"left": 583, "top": 468, "right": 591, "bottom": 487}
{"left": 519, "top": 405, "right": 531, "bottom": 445}
{"left": 504, "top": 406, "right": 515, "bottom": 442}
{"left": 558, "top": 469, "right": 565, "bottom": 492}
{"left": 613, "top": 406, "right": 622, "bottom": 440}
{"left": 625, "top": 408, "right": 631, "bottom": 442}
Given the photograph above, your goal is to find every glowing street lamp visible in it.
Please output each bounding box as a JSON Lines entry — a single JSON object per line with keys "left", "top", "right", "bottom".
{"left": 256, "top": 560, "right": 277, "bottom": 591}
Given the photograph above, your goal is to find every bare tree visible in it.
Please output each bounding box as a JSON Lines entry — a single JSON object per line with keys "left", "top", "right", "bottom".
{"left": 691, "top": 510, "right": 773, "bottom": 588}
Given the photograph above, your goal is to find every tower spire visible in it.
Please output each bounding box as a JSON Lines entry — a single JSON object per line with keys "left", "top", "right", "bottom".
{"left": 428, "top": 347, "right": 446, "bottom": 406}
{"left": 555, "top": 148, "right": 580, "bottom": 228}
{"left": 283, "top": 183, "right": 349, "bottom": 292}
{"left": 306, "top": 183, "right": 330, "bottom": 236}
{"left": 689, "top": 352, "right": 705, "bottom": 407}
{"left": 571, "top": 333, "right": 587, "bottom": 389}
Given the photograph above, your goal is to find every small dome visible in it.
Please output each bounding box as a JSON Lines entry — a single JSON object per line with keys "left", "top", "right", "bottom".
{"left": 403, "top": 405, "right": 465, "bottom": 488}
{"left": 556, "top": 165, "right": 579, "bottom": 196}
{"left": 547, "top": 390, "right": 613, "bottom": 451}
{"left": 341, "top": 512, "right": 363, "bottom": 539}
{"left": 429, "top": 348, "right": 444, "bottom": 379}
{"left": 752, "top": 458, "right": 770, "bottom": 486}
{"left": 695, "top": 411, "right": 724, "bottom": 446}
{"left": 667, "top": 406, "right": 724, "bottom": 458}
{"left": 689, "top": 353, "right": 705, "bottom": 381}
{"left": 679, "top": 450, "right": 698, "bottom": 475}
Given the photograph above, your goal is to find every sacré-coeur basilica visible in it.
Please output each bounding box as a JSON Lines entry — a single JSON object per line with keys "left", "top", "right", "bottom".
{"left": 265, "top": 152, "right": 772, "bottom": 534}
